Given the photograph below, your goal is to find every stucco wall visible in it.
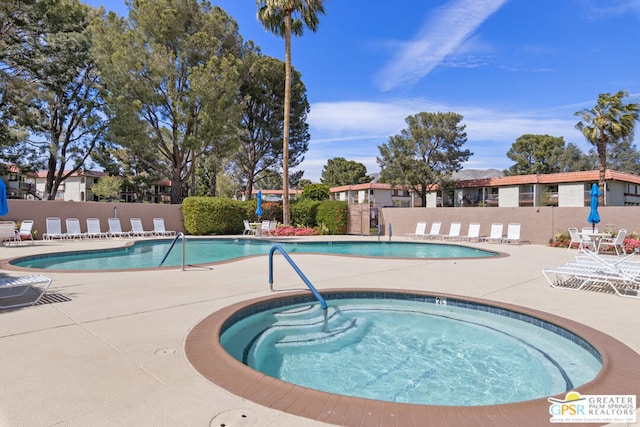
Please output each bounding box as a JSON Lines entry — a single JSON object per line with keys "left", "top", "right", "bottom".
{"left": 5, "top": 200, "right": 183, "bottom": 239}
{"left": 379, "top": 206, "right": 640, "bottom": 245}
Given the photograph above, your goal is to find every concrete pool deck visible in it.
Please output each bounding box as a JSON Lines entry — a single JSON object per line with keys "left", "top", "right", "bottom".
{"left": 0, "top": 236, "right": 639, "bottom": 427}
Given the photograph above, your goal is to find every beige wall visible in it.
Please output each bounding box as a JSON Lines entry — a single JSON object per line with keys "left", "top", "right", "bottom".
{"left": 379, "top": 206, "right": 640, "bottom": 245}
{"left": 5, "top": 200, "right": 183, "bottom": 239}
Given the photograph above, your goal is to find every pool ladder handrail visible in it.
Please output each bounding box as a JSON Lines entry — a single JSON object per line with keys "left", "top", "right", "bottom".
{"left": 268, "top": 244, "right": 328, "bottom": 312}
{"left": 159, "top": 232, "right": 186, "bottom": 270}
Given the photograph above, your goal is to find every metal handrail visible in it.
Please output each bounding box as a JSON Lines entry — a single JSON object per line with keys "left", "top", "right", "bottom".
{"left": 268, "top": 244, "right": 327, "bottom": 310}
{"left": 159, "top": 232, "right": 185, "bottom": 270}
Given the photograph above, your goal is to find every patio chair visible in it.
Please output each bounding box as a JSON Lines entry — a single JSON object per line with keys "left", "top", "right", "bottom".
{"left": 423, "top": 221, "right": 441, "bottom": 239}
{"left": 0, "top": 274, "right": 53, "bottom": 309}
{"left": 406, "top": 222, "right": 427, "bottom": 239}
{"left": 440, "top": 222, "right": 461, "bottom": 240}
{"left": 597, "top": 229, "right": 627, "bottom": 256}
{"left": 0, "top": 221, "right": 18, "bottom": 246}
{"left": 43, "top": 217, "right": 66, "bottom": 240}
{"left": 65, "top": 218, "right": 85, "bottom": 239}
{"left": 130, "top": 218, "right": 153, "bottom": 237}
{"left": 503, "top": 223, "right": 521, "bottom": 245}
{"left": 15, "top": 220, "right": 35, "bottom": 245}
{"left": 86, "top": 218, "right": 108, "bottom": 239}
{"left": 153, "top": 218, "right": 176, "bottom": 236}
{"left": 243, "top": 220, "right": 256, "bottom": 236}
{"left": 108, "top": 218, "right": 131, "bottom": 238}
{"left": 460, "top": 223, "right": 481, "bottom": 242}
{"left": 482, "top": 223, "right": 503, "bottom": 243}
{"left": 567, "top": 227, "right": 591, "bottom": 252}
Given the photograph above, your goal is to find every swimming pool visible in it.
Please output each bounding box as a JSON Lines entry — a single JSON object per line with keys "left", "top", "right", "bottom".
{"left": 219, "top": 293, "right": 601, "bottom": 406}
{"left": 9, "top": 238, "right": 498, "bottom": 270}
{"left": 187, "top": 289, "right": 640, "bottom": 426}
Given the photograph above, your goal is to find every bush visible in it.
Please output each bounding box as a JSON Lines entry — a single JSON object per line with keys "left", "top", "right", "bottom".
{"left": 316, "top": 200, "right": 348, "bottom": 235}
{"left": 182, "top": 196, "right": 245, "bottom": 235}
{"left": 290, "top": 199, "right": 320, "bottom": 227}
{"left": 275, "top": 225, "right": 317, "bottom": 236}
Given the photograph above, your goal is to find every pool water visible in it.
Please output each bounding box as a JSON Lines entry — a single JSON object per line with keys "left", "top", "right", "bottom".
{"left": 11, "top": 239, "right": 497, "bottom": 270}
{"left": 221, "top": 297, "right": 601, "bottom": 406}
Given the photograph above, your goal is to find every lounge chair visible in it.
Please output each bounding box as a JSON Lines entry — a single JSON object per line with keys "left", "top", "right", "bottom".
{"left": 153, "top": 218, "right": 176, "bottom": 236}
{"left": 406, "top": 222, "right": 427, "bottom": 239}
{"left": 0, "top": 221, "right": 18, "bottom": 246}
{"left": 243, "top": 220, "right": 256, "bottom": 236}
{"left": 503, "top": 223, "right": 521, "bottom": 245}
{"left": 460, "top": 223, "right": 481, "bottom": 242}
{"left": 597, "top": 229, "right": 627, "bottom": 256}
{"left": 440, "top": 222, "right": 461, "bottom": 240}
{"left": 0, "top": 274, "right": 53, "bottom": 309}
{"left": 423, "top": 221, "right": 441, "bottom": 239}
{"left": 482, "top": 223, "right": 503, "bottom": 243}
{"left": 65, "top": 218, "right": 85, "bottom": 239}
{"left": 43, "top": 217, "right": 66, "bottom": 240}
{"left": 86, "top": 218, "right": 108, "bottom": 239}
{"left": 108, "top": 218, "right": 131, "bottom": 238}
{"left": 15, "top": 220, "right": 35, "bottom": 245}
{"left": 130, "top": 218, "right": 153, "bottom": 237}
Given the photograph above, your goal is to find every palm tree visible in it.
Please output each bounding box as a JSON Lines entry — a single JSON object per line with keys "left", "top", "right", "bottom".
{"left": 256, "top": 0, "right": 326, "bottom": 225}
{"left": 574, "top": 90, "right": 639, "bottom": 204}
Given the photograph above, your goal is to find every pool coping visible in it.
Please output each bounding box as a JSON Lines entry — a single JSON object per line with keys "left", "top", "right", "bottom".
{"left": 185, "top": 288, "right": 640, "bottom": 427}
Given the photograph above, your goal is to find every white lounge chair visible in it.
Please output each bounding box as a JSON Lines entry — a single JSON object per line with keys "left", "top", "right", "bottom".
{"left": 130, "top": 218, "right": 153, "bottom": 237}
{"left": 460, "top": 223, "right": 480, "bottom": 242}
{"left": 0, "top": 221, "right": 18, "bottom": 246}
{"left": 482, "top": 223, "right": 503, "bottom": 243}
{"left": 153, "top": 218, "right": 176, "bottom": 236}
{"left": 440, "top": 222, "right": 461, "bottom": 240}
{"left": 503, "top": 223, "right": 521, "bottom": 245}
{"left": 423, "top": 222, "right": 441, "bottom": 239}
{"left": 0, "top": 274, "right": 53, "bottom": 309}
{"left": 243, "top": 220, "right": 256, "bottom": 236}
{"left": 406, "top": 222, "right": 427, "bottom": 239}
{"left": 43, "top": 217, "right": 66, "bottom": 240}
{"left": 86, "top": 218, "right": 108, "bottom": 239}
{"left": 65, "top": 218, "right": 85, "bottom": 239}
{"left": 15, "top": 220, "right": 35, "bottom": 245}
{"left": 108, "top": 218, "right": 131, "bottom": 238}
{"left": 597, "top": 229, "right": 627, "bottom": 256}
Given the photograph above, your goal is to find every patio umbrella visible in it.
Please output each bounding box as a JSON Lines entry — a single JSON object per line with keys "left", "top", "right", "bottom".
{"left": 0, "top": 179, "right": 8, "bottom": 216}
{"left": 587, "top": 183, "right": 601, "bottom": 232}
{"left": 255, "top": 190, "right": 263, "bottom": 218}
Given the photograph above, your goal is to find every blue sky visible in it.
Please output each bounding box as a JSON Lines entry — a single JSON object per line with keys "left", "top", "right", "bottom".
{"left": 85, "top": 0, "right": 640, "bottom": 182}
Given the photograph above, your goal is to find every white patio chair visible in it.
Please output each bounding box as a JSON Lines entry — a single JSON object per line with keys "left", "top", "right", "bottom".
{"left": 567, "top": 227, "right": 592, "bottom": 252}
{"left": 108, "top": 218, "right": 131, "bottom": 238}
{"left": 597, "top": 229, "right": 627, "bottom": 256}
{"left": 440, "top": 222, "right": 461, "bottom": 240}
{"left": 460, "top": 223, "right": 480, "bottom": 242}
{"left": 482, "top": 223, "right": 503, "bottom": 243}
{"left": 0, "top": 274, "right": 53, "bottom": 309}
{"left": 43, "top": 217, "right": 66, "bottom": 240}
{"left": 243, "top": 220, "right": 256, "bottom": 236}
{"left": 86, "top": 218, "right": 108, "bottom": 239}
{"left": 406, "top": 222, "right": 427, "bottom": 239}
{"left": 130, "top": 218, "right": 153, "bottom": 237}
{"left": 15, "top": 220, "right": 35, "bottom": 245}
{"left": 65, "top": 218, "right": 85, "bottom": 239}
{"left": 503, "top": 223, "right": 521, "bottom": 244}
{"left": 153, "top": 218, "right": 176, "bottom": 236}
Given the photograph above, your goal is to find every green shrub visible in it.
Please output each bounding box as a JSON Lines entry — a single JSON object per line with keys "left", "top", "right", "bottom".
{"left": 316, "top": 200, "right": 348, "bottom": 234}
{"left": 300, "top": 183, "right": 330, "bottom": 200}
{"left": 182, "top": 196, "right": 245, "bottom": 235}
{"left": 290, "top": 199, "right": 320, "bottom": 227}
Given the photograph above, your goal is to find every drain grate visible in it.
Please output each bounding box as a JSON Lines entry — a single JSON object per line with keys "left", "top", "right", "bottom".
{"left": 36, "top": 293, "right": 72, "bottom": 305}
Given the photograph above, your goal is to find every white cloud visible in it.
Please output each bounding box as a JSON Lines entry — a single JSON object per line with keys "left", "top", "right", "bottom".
{"left": 374, "top": 0, "right": 509, "bottom": 91}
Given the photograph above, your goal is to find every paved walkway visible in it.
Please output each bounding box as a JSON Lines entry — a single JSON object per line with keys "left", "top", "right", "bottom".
{"left": 0, "top": 237, "right": 638, "bottom": 426}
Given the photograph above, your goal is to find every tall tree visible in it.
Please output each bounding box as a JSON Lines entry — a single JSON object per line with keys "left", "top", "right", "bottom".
{"left": 233, "top": 51, "right": 310, "bottom": 200}
{"left": 606, "top": 138, "right": 640, "bottom": 175}
{"left": 504, "top": 134, "right": 567, "bottom": 176}
{"left": 256, "top": 0, "right": 326, "bottom": 225}
{"left": 321, "top": 157, "right": 373, "bottom": 187}
{"left": 91, "top": 0, "right": 243, "bottom": 204}
{"left": 377, "top": 112, "right": 472, "bottom": 207}
{"left": 0, "top": 0, "right": 107, "bottom": 199}
{"left": 575, "top": 90, "right": 639, "bottom": 203}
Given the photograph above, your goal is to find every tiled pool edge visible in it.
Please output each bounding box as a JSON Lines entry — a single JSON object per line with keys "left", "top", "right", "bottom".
{"left": 186, "top": 288, "right": 640, "bottom": 427}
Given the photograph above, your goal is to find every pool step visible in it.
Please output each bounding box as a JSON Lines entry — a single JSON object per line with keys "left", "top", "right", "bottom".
{"left": 275, "top": 317, "right": 370, "bottom": 351}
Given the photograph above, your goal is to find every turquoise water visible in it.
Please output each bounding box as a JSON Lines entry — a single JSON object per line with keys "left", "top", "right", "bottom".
{"left": 221, "top": 296, "right": 602, "bottom": 406}
{"left": 10, "top": 239, "right": 497, "bottom": 270}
